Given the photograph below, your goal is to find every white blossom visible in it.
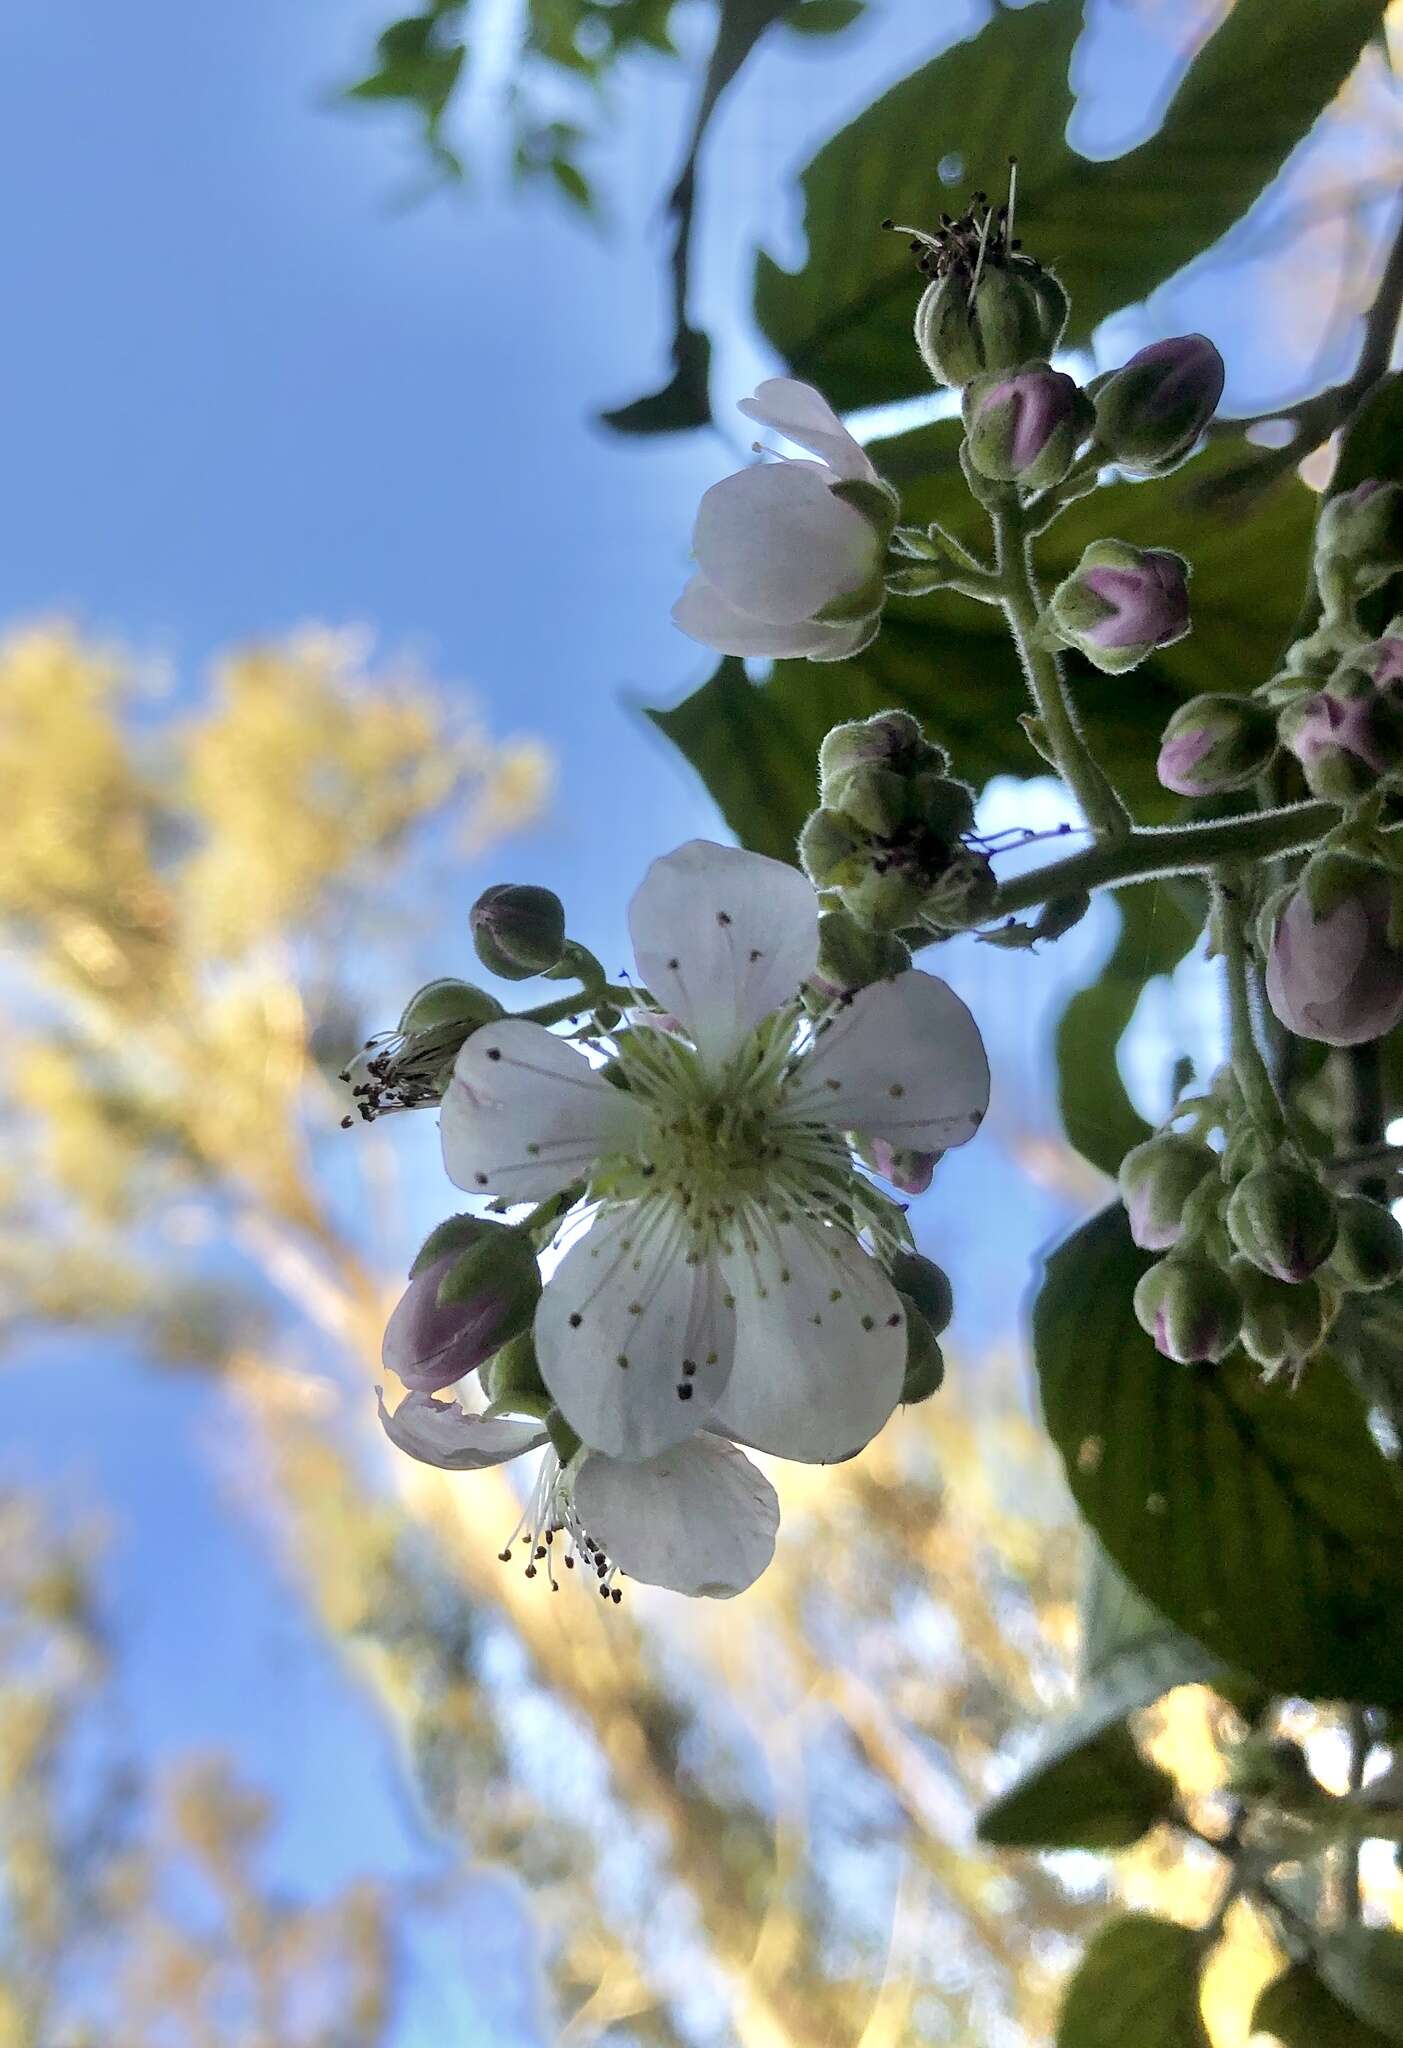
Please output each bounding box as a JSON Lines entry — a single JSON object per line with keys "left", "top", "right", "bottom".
{"left": 672, "top": 380, "right": 893, "bottom": 662}
{"left": 376, "top": 1386, "right": 779, "bottom": 1600}
{"left": 440, "top": 840, "right": 988, "bottom": 1468}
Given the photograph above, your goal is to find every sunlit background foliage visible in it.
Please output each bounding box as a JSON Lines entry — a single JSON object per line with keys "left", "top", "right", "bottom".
{"left": 1, "top": 0, "right": 1402, "bottom": 2040}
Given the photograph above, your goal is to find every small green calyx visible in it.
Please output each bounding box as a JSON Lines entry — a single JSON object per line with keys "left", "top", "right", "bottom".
{"left": 809, "top": 907, "right": 910, "bottom": 1003}
{"left": 899, "top": 1303, "right": 945, "bottom": 1404}
{"left": 486, "top": 1328, "right": 550, "bottom": 1408}
{"left": 437, "top": 1223, "right": 542, "bottom": 1340}
{"left": 343, "top": 982, "right": 504, "bottom": 1121}
{"left": 890, "top": 1250, "right": 954, "bottom": 1336}
{"left": 409, "top": 1212, "right": 498, "bottom": 1279}
{"left": 546, "top": 1406, "right": 583, "bottom": 1466}
{"left": 1231, "top": 1259, "right": 1334, "bottom": 1377}
{"left": 470, "top": 883, "right": 568, "bottom": 981}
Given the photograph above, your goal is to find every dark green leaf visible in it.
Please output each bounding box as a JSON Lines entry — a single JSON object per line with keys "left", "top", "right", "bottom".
{"left": 977, "top": 1718, "right": 1176, "bottom": 1851}
{"left": 1079, "top": 1542, "right": 1224, "bottom": 1692}
{"left": 648, "top": 436, "right": 1314, "bottom": 858}
{"left": 1055, "top": 881, "right": 1198, "bottom": 1176}
{"left": 756, "top": 0, "right": 1385, "bottom": 413}
{"left": 549, "top": 155, "right": 593, "bottom": 210}
{"left": 1035, "top": 1203, "right": 1403, "bottom": 1702}
{"left": 601, "top": 326, "right": 713, "bottom": 435}
{"left": 1255, "top": 1963, "right": 1397, "bottom": 2048}
{"left": 1057, "top": 1914, "right": 1209, "bottom": 2047}
{"left": 785, "top": 0, "right": 864, "bottom": 32}
{"left": 1321, "top": 1930, "right": 1403, "bottom": 2044}
{"left": 1330, "top": 373, "right": 1403, "bottom": 500}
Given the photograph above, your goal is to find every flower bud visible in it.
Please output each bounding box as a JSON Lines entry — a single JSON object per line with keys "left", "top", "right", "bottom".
{"left": 470, "top": 883, "right": 567, "bottom": 981}
{"left": 1263, "top": 856, "right": 1403, "bottom": 1047}
{"left": 1225, "top": 1162, "right": 1337, "bottom": 1282}
{"left": 819, "top": 711, "right": 942, "bottom": 791}
{"left": 1280, "top": 646, "right": 1403, "bottom": 802}
{"left": 1048, "top": 540, "right": 1191, "bottom": 674}
{"left": 409, "top": 1211, "right": 496, "bottom": 1278}
{"left": 1155, "top": 693, "right": 1278, "bottom": 797}
{"left": 810, "top": 908, "right": 910, "bottom": 1000}
{"left": 1326, "top": 1193, "right": 1403, "bottom": 1293}
{"left": 899, "top": 1305, "right": 945, "bottom": 1403}
{"left": 1133, "top": 1252, "right": 1241, "bottom": 1364}
{"left": 824, "top": 763, "right": 912, "bottom": 838}
{"left": 1119, "top": 1132, "right": 1218, "bottom": 1251}
{"left": 383, "top": 1229, "right": 541, "bottom": 1393}
{"left": 1231, "top": 1259, "right": 1332, "bottom": 1375}
{"left": 856, "top": 1137, "right": 941, "bottom": 1195}
{"left": 961, "top": 362, "right": 1094, "bottom": 489}
{"left": 1315, "top": 480, "right": 1403, "bottom": 604}
{"left": 1091, "top": 335, "right": 1225, "bottom": 473}
{"left": 798, "top": 806, "right": 863, "bottom": 889}
{"left": 890, "top": 1250, "right": 954, "bottom": 1336}
{"left": 916, "top": 257, "right": 1068, "bottom": 389}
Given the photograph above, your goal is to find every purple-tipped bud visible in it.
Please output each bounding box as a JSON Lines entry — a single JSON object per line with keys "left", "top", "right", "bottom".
{"left": 962, "top": 362, "right": 1094, "bottom": 489}
{"left": 1263, "top": 857, "right": 1403, "bottom": 1047}
{"left": 1119, "top": 1132, "right": 1218, "bottom": 1251}
{"left": 1279, "top": 643, "right": 1403, "bottom": 801}
{"left": 859, "top": 1137, "right": 941, "bottom": 1196}
{"left": 1049, "top": 540, "right": 1191, "bottom": 674}
{"left": 1315, "top": 480, "right": 1403, "bottom": 601}
{"left": 1156, "top": 692, "right": 1278, "bottom": 797}
{"left": 1133, "top": 1253, "right": 1241, "bottom": 1364}
{"left": 818, "top": 710, "right": 943, "bottom": 789}
{"left": 1225, "top": 1163, "right": 1337, "bottom": 1284}
{"left": 383, "top": 1230, "right": 542, "bottom": 1392}
{"left": 1092, "top": 334, "right": 1225, "bottom": 473}
{"left": 470, "top": 884, "right": 567, "bottom": 981}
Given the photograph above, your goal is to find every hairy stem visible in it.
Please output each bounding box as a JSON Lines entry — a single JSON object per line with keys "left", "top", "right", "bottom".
{"left": 992, "top": 505, "right": 1133, "bottom": 840}
{"left": 1214, "top": 872, "right": 1284, "bottom": 1135}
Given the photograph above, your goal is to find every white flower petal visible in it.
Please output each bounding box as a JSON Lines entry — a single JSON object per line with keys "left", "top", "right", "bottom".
{"left": 786, "top": 970, "right": 989, "bottom": 1151}
{"left": 712, "top": 1220, "right": 905, "bottom": 1462}
{"left": 441, "top": 1019, "right": 646, "bottom": 1203}
{"left": 628, "top": 839, "right": 818, "bottom": 1069}
{"left": 535, "top": 1204, "right": 736, "bottom": 1461}
{"left": 672, "top": 574, "right": 870, "bottom": 658}
{"left": 737, "top": 377, "right": 877, "bottom": 484}
{"left": 377, "top": 1388, "right": 546, "bottom": 1469}
{"left": 692, "top": 462, "right": 881, "bottom": 625}
{"left": 573, "top": 1435, "right": 778, "bottom": 1598}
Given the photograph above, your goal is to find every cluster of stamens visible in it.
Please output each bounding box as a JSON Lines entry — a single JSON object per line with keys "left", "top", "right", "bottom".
{"left": 496, "top": 1451, "right": 623, "bottom": 1601}
{"left": 882, "top": 157, "right": 1021, "bottom": 287}
{"left": 338, "top": 1028, "right": 462, "bottom": 1126}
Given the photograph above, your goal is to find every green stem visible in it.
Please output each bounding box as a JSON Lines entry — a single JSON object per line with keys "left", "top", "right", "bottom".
{"left": 986, "top": 798, "right": 1346, "bottom": 918}
{"left": 520, "top": 985, "right": 636, "bottom": 1028}
{"left": 992, "top": 504, "right": 1132, "bottom": 840}
{"left": 1214, "top": 871, "right": 1284, "bottom": 1136}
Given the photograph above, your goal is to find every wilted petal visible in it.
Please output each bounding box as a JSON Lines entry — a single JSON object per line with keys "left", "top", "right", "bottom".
{"left": 672, "top": 574, "right": 873, "bottom": 659}
{"left": 573, "top": 1435, "right": 779, "bottom": 1598}
{"left": 629, "top": 839, "right": 818, "bottom": 1069}
{"left": 712, "top": 1220, "right": 905, "bottom": 1462}
{"left": 441, "top": 1019, "right": 646, "bottom": 1203}
{"left": 784, "top": 970, "right": 989, "bottom": 1151}
{"left": 692, "top": 462, "right": 881, "bottom": 625}
{"left": 737, "top": 377, "right": 877, "bottom": 483}
{"left": 535, "top": 1203, "right": 736, "bottom": 1461}
{"left": 376, "top": 1388, "right": 546, "bottom": 1470}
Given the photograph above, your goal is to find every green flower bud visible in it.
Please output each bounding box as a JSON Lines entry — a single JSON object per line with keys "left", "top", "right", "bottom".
{"left": 1326, "top": 1193, "right": 1403, "bottom": 1293}
{"left": 1231, "top": 1259, "right": 1332, "bottom": 1375}
{"left": 810, "top": 908, "right": 910, "bottom": 1001}
{"left": 818, "top": 711, "right": 941, "bottom": 791}
{"left": 916, "top": 258, "right": 1069, "bottom": 389}
{"left": 1048, "top": 539, "right": 1191, "bottom": 675}
{"left": 890, "top": 1250, "right": 954, "bottom": 1336}
{"left": 1133, "top": 1253, "right": 1241, "bottom": 1364}
{"left": 409, "top": 1211, "right": 497, "bottom": 1278}
{"left": 1315, "top": 480, "right": 1403, "bottom": 606}
{"left": 1279, "top": 644, "right": 1403, "bottom": 802}
{"left": 485, "top": 1328, "right": 550, "bottom": 1409}
{"left": 1091, "top": 335, "right": 1225, "bottom": 475}
{"left": 824, "top": 763, "right": 911, "bottom": 838}
{"left": 399, "top": 978, "right": 505, "bottom": 1036}
{"left": 840, "top": 862, "right": 933, "bottom": 931}
{"left": 1156, "top": 693, "right": 1279, "bottom": 798}
{"left": 437, "top": 1222, "right": 542, "bottom": 1341}
{"left": 962, "top": 361, "right": 1094, "bottom": 489}
{"left": 1119, "top": 1133, "right": 1218, "bottom": 1251}
{"left": 899, "top": 1304, "right": 945, "bottom": 1403}
{"left": 470, "top": 883, "right": 567, "bottom": 981}
{"left": 1225, "top": 1163, "right": 1338, "bottom": 1283}
{"left": 797, "top": 806, "right": 864, "bottom": 889}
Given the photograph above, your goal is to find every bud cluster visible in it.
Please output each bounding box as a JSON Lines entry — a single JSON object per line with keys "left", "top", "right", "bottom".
{"left": 798, "top": 711, "right": 995, "bottom": 935}
{"left": 1120, "top": 1075, "right": 1403, "bottom": 1377}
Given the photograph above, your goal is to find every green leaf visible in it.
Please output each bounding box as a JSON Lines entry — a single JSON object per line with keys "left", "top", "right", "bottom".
{"left": 1321, "top": 1931, "right": 1403, "bottom": 2044}
{"left": 1057, "top": 1914, "right": 1209, "bottom": 2047}
{"left": 1328, "top": 371, "right": 1403, "bottom": 639}
{"left": 756, "top": 0, "right": 1385, "bottom": 413}
{"left": 1256, "top": 1964, "right": 1398, "bottom": 2048}
{"left": 1079, "top": 1542, "right": 1224, "bottom": 1692}
{"left": 1055, "top": 881, "right": 1198, "bottom": 1176}
{"left": 648, "top": 435, "right": 1314, "bottom": 859}
{"left": 346, "top": 13, "right": 466, "bottom": 126}
{"left": 1034, "top": 1203, "right": 1403, "bottom": 1703}
{"left": 601, "top": 326, "right": 713, "bottom": 436}
{"left": 785, "top": 0, "right": 864, "bottom": 31}
{"left": 977, "top": 1718, "right": 1176, "bottom": 1851}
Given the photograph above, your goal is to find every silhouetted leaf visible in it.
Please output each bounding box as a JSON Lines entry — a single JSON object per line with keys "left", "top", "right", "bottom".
{"left": 1256, "top": 1963, "right": 1398, "bottom": 2048}
{"left": 1057, "top": 1914, "right": 1209, "bottom": 2047}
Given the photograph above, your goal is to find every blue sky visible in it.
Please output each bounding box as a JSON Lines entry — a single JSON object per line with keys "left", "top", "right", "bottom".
{"left": 0, "top": 0, "right": 1395, "bottom": 2038}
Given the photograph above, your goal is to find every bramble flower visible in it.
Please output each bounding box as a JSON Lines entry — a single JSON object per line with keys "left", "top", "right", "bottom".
{"left": 440, "top": 840, "right": 988, "bottom": 1466}
{"left": 377, "top": 1387, "right": 779, "bottom": 1600}
{"left": 672, "top": 381, "right": 895, "bottom": 662}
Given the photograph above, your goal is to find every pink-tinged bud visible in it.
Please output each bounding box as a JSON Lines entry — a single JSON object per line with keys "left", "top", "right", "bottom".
{"left": 1050, "top": 540, "right": 1191, "bottom": 674}
{"left": 1092, "top": 334, "right": 1225, "bottom": 473}
{"left": 860, "top": 1137, "right": 940, "bottom": 1195}
{"left": 470, "top": 884, "right": 567, "bottom": 981}
{"left": 1119, "top": 1132, "right": 1217, "bottom": 1251}
{"left": 962, "top": 362, "right": 1094, "bottom": 489}
{"left": 382, "top": 1232, "right": 542, "bottom": 1392}
{"left": 1263, "top": 858, "right": 1403, "bottom": 1047}
{"left": 1279, "top": 644, "right": 1403, "bottom": 801}
{"left": 1133, "top": 1253, "right": 1241, "bottom": 1364}
{"left": 1155, "top": 692, "right": 1278, "bottom": 797}
{"left": 1225, "top": 1162, "right": 1337, "bottom": 1283}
